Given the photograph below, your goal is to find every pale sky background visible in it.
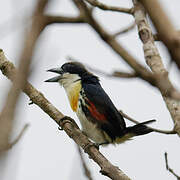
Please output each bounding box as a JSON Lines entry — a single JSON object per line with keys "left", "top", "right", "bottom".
{"left": 0, "top": 0, "right": 180, "bottom": 180}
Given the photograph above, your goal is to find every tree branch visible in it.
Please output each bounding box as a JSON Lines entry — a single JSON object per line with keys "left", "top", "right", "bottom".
{"left": 0, "top": 50, "right": 131, "bottom": 180}
{"left": 84, "top": 0, "right": 133, "bottom": 14}
{"left": 9, "top": 124, "right": 29, "bottom": 148}
{"left": 132, "top": 0, "right": 180, "bottom": 135}
{"left": 77, "top": 146, "right": 94, "bottom": 180}
{"left": 45, "top": 15, "right": 85, "bottom": 24}
{"left": 113, "top": 22, "right": 136, "bottom": 37}
{"left": 164, "top": 152, "right": 180, "bottom": 180}
{"left": 0, "top": 124, "right": 29, "bottom": 152}
{"left": 119, "top": 110, "right": 176, "bottom": 135}
{"left": 72, "top": 0, "right": 180, "bottom": 102}
{"left": 0, "top": 0, "right": 49, "bottom": 152}
{"left": 72, "top": 0, "right": 157, "bottom": 86}
{"left": 139, "top": 0, "right": 180, "bottom": 72}
{"left": 153, "top": 31, "right": 180, "bottom": 41}
{"left": 112, "top": 71, "right": 138, "bottom": 78}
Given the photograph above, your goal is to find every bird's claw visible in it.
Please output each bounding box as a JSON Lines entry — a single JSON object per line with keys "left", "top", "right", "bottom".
{"left": 94, "top": 142, "right": 109, "bottom": 149}
{"left": 58, "top": 116, "right": 78, "bottom": 131}
{"left": 94, "top": 143, "right": 100, "bottom": 150}
{"left": 28, "top": 99, "right": 33, "bottom": 105}
{"left": 58, "top": 127, "right": 63, "bottom": 131}
{"left": 84, "top": 141, "right": 109, "bottom": 152}
{"left": 84, "top": 142, "right": 99, "bottom": 153}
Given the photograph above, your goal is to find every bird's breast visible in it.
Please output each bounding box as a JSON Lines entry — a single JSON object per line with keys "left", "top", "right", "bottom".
{"left": 76, "top": 99, "right": 107, "bottom": 143}
{"left": 65, "top": 80, "right": 82, "bottom": 112}
{"left": 75, "top": 92, "right": 110, "bottom": 143}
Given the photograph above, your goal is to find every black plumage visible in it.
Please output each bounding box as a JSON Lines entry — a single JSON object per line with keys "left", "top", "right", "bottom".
{"left": 46, "top": 62, "right": 154, "bottom": 145}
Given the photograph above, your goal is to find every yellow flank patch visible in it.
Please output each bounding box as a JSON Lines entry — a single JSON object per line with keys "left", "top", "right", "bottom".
{"left": 67, "top": 81, "right": 81, "bottom": 112}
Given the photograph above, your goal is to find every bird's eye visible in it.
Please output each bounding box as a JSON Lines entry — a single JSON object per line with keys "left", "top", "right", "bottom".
{"left": 61, "top": 65, "right": 68, "bottom": 72}
{"left": 61, "top": 63, "right": 74, "bottom": 73}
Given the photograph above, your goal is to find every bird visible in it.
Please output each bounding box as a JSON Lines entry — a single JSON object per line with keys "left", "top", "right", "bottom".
{"left": 45, "top": 62, "right": 155, "bottom": 146}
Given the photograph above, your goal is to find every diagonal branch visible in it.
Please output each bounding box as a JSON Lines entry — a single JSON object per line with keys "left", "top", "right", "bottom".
{"left": 139, "top": 0, "right": 180, "bottom": 72}
{"left": 132, "top": 0, "right": 180, "bottom": 135}
{"left": 72, "top": 0, "right": 156, "bottom": 85}
{"left": 113, "top": 22, "right": 136, "bottom": 37}
{"left": 9, "top": 124, "right": 29, "bottom": 148}
{"left": 72, "top": 0, "right": 180, "bottom": 101}
{"left": 84, "top": 0, "right": 133, "bottom": 14}
{"left": 0, "top": 0, "right": 49, "bottom": 152}
{"left": 0, "top": 50, "right": 131, "bottom": 180}
{"left": 0, "top": 124, "right": 29, "bottom": 152}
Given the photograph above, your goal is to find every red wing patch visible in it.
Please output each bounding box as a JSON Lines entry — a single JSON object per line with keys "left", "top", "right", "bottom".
{"left": 86, "top": 99, "right": 107, "bottom": 122}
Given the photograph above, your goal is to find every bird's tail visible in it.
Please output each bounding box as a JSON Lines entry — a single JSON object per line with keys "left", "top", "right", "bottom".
{"left": 114, "top": 120, "right": 155, "bottom": 144}
{"left": 125, "top": 119, "right": 155, "bottom": 136}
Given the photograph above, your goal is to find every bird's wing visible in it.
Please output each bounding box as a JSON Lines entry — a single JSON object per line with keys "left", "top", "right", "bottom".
{"left": 83, "top": 83, "right": 126, "bottom": 139}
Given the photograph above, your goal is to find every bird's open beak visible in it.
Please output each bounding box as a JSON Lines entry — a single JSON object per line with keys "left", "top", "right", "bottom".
{"left": 44, "top": 67, "right": 64, "bottom": 82}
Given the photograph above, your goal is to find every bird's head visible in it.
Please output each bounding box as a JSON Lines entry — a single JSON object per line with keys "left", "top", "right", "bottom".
{"left": 45, "top": 62, "right": 99, "bottom": 89}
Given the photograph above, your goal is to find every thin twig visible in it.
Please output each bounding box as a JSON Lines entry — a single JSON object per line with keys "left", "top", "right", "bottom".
{"left": 119, "top": 110, "right": 176, "bottom": 135}
{"left": 113, "top": 22, "right": 136, "bottom": 37}
{"left": 164, "top": 152, "right": 180, "bottom": 180}
{"left": 9, "top": 124, "right": 29, "bottom": 148}
{"left": 85, "top": 0, "right": 133, "bottom": 14}
{"left": 0, "top": 124, "right": 29, "bottom": 152}
{"left": 112, "top": 71, "right": 138, "bottom": 78}
{"left": 77, "top": 146, "right": 94, "bottom": 180}
{"left": 45, "top": 15, "right": 84, "bottom": 24}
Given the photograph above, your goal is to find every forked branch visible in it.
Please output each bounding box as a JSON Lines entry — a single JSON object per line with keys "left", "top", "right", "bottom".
{"left": 85, "top": 0, "right": 133, "bottom": 14}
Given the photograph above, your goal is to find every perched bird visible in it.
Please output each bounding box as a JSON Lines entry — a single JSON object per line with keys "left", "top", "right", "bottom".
{"left": 45, "top": 62, "right": 154, "bottom": 146}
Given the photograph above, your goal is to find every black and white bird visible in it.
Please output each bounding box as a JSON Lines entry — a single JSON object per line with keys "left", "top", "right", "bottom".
{"left": 45, "top": 62, "right": 154, "bottom": 146}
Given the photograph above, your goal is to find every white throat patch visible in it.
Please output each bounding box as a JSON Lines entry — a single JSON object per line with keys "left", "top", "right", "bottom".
{"left": 59, "top": 73, "right": 81, "bottom": 89}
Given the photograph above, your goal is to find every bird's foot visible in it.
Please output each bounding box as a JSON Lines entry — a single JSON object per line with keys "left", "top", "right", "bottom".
{"left": 58, "top": 116, "right": 78, "bottom": 130}
{"left": 84, "top": 141, "right": 109, "bottom": 152}
{"left": 94, "top": 142, "right": 109, "bottom": 149}
{"left": 28, "top": 99, "right": 33, "bottom": 105}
